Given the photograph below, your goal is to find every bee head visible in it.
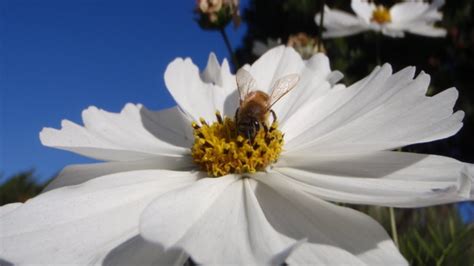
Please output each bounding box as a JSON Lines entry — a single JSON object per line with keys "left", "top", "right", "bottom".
{"left": 237, "top": 117, "right": 260, "bottom": 140}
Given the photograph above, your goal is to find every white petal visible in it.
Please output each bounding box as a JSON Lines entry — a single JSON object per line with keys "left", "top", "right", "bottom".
{"left": 40, "top": 104, "right": 191, "bottom": 161}
{"left": 248, "top": 46, "right": 342, "bottom": 125}
{"left": 44, "top": 155, "right": 194, "bottom": 191}
{"left": 390, "top": 0, "right": 443, "bottom": 24}
{"left": 275, "top": 151, "right": 473, "bottom": 207}
{"left": 351, "top": 0, "right": 375, "bottom": 22}
{"left": 304, "top": 53, "right": 344, "bottom": 86}
{"left": 162, "top": 46, "right": 342, "bottom": 131}
{"left": 284, "top": 65, "right": 463, "bottom": 154}
{"left": 165, "top": 55, "right": 237, "bottom": 121}
{"left": 282, "top": 64, "right": 388, "bottom": 144}
{"left": 389, "top": 0, "right": 446, "bottom": 37}
{"left": 0, "top": 202, "right": 22, "bottom": 218}
{"left": 279, "top": 55, "right": 344, "bottom": 125}
{"left": 245, "top": 46, "right": 303, "bottom": 120}
{"left": 253, "top": 173, "right": 407, "bottom": 265}
{"left": 200, "top": 53, "right": 239, "bottom": 117}
{"left": 102, "top": 235, "right": 188, "bottom": 266}
{"left": 248, "top": 46, "right": 305, "bottom": 92}
{"left": 406, "top": 24, "right": 447, "bottom": 37}
{"left": 140, "top": 176, "right": 301, "bottom": 264}
{"left": 201, "top": 53, "right": 236, "bottom": 93}
{"left": 390, "top": 1, "right": 430, "bottom": 23}
{"left": 382, "top": 27, "right": 406, "bottom": 38}
{"left": 0, "top": 170, "right": 198, "bottom": 264}
{"left": 316, "top": 6, "right": 368, "bottom": 38}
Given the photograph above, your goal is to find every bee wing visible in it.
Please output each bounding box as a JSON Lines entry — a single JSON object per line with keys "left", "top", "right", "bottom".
{"left": 268, "top": 74, "right": 300, "bottom": 110}
{"left": 236, "top": 68, "right": 258, "bottom": 102}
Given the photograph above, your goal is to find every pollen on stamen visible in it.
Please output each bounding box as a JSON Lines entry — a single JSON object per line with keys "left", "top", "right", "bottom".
{"left": 371, "top": 5, "right": 391, "bottom": 24}
{"left": 191, "top": 111, "right": 284, "bottom": 177}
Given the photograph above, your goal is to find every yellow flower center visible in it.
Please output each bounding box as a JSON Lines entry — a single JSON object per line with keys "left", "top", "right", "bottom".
{"left": 191, "top": 111, "right": 284, "bottom": 177}
{"left": 371, "top": 5, "right": 391, "bottom": 24}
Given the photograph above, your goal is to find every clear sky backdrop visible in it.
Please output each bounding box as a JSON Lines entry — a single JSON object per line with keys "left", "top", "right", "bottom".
{"left": 1, "top": 0, "right": 249, "bottom": 183}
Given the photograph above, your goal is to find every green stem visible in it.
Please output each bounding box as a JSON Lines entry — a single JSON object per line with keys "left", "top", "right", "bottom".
{"left": 389, "top": 207, "right": 399, "bottom": 248}
{"left": 375, "top": 33, "right": 381, "bottom": 65}
{"left": 317, "top": 0, "right": 325, "bottom": 51}
{"left": 219, "top": 27, "right": 238, "bottom": 69}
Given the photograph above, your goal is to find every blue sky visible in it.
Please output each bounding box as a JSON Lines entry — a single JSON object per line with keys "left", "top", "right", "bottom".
{"left": 1, "top": 0, "right": 248, "bottom": 183}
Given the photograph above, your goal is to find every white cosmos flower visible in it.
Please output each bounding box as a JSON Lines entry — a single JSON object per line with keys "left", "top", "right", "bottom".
{"left": 316, "top": 0, "right": 447, "bottom": 38}
{"left": 1, "top": 46, "right": 473, "bottom": 265}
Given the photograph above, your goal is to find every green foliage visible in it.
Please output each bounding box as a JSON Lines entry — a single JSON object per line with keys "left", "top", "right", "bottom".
{"left": 0, "top": 171, "right": 46, "bottom": 206}
{"left": 397, "top": 206, "right": 474, "bottom": 266}
{"left": 355, "top": 205, "right": 474, "bottom": 266}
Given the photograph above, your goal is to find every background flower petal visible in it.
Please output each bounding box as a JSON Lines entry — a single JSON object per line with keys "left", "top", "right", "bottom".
{"left": 351, "top": 0, "right": 374, "bottom": 23}
{"left": 390, "top": 1, "right": 431, "bottom": 23}
{"left": 405, "top": 24, "right": 447, "bottom": 37}
{"left": 316, "top": 6, "right": 368, "bottom": 38}
{"left": 388, "top": 0, "right": 445, "bottom": 37}
{"left": 390, "top": 0, "right": 443, "bottom": 24}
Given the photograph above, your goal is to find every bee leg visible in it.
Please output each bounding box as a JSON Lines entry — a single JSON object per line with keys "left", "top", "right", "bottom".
{"left": 270, "top": 109, "right": 277, "bottom": 125}
{"left": 262, "top": 122, "right": 269, "bottom": 133}
{"left": 215, "top": 110, "right": 223, "bottom": 124}
{"left": 234, "top": 108, "right": 240, "bottom": 122}
{"left": 246, "top": 130, "right": 253, "bottom": 143}
{"left": 248, "top": 122, "right": 258, "bottom": 144}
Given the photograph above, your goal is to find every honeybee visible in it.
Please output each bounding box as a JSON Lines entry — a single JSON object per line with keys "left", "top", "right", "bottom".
{"left": 235, "top": 68, "right": 300, "bottom": 140}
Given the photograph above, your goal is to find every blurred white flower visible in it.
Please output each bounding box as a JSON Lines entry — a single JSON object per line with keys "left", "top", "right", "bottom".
{"left": 1, "top": 46, "right": 472, "bottom": 265}
{"left": 316, "top": 0, "right": 447, "bottom": 38}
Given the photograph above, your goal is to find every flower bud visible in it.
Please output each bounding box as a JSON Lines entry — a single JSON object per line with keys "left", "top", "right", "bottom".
{"left": 287, "top": 33, "right": 325, "bottom": 59}
{"left": 195, "top": 0, "right": 240, "bottom": 30}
